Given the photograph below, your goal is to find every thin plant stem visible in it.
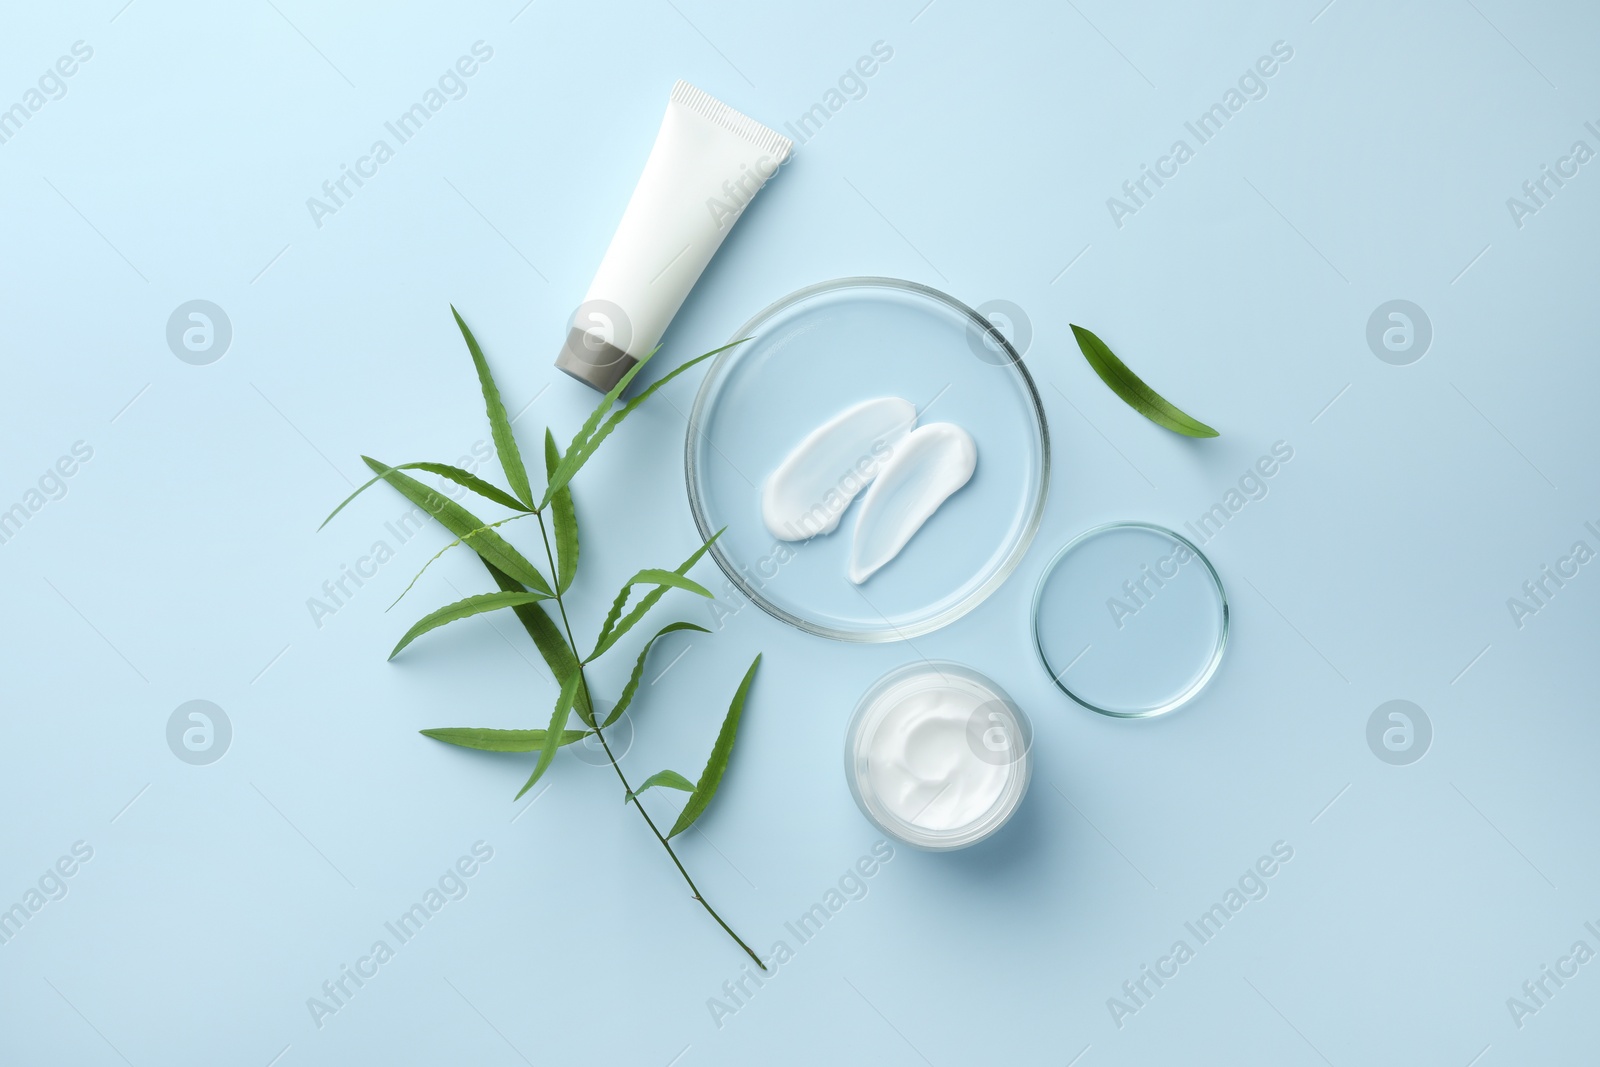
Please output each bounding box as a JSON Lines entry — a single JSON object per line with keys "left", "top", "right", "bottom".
{"left": 532, "top": 509, "right": 765, "bottom": 970}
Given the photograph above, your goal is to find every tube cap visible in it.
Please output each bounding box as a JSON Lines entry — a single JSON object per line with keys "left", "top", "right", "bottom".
{"left": 555, "top": 326, "right": 637, "bottom": 393}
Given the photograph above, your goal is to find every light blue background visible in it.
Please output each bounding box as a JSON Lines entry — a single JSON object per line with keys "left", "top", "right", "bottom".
{"left": 3, "top": 1, "right": 1597, "bottom": 1064}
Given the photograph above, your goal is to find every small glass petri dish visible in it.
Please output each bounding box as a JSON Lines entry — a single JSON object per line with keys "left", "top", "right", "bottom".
{"left": 844, "top": 661, "right": 1032, "bottom": 851}
{"left": 684, "top": 277, "right": 1049, "bottom": 642}
{"left": 1032, "top": 522, "right": 1228, "bottom": 718}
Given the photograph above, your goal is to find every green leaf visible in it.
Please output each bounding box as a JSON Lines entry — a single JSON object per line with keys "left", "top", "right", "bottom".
{"left": 548, "top": 339, "right": 700, "bottom": 490}
{"left": 626, "top": 770, "right": 694, "bottom": 803}
{"left": 589, "top": 538, "right": 720, "bottom": 662}
{"left": 541, "top": 341, "right": 746, "bottom": 510}
{"left": 603, "top": 621, "right": 709, "bottom": 728}
{"left": 561, "top": 346, "right": 656, "bottom": 483}
{"left": 479, "top": 561, "right": 592, "bottom": 725}
{"left": 624, "top": 569, "right": 713, "bottom": 600}
{"left": 1069, "top": 324, "right": 1219, "bottom": 438}
{"left": 386, "top": 513, "right": 534, "bottom": 611}
{"left": 390, "top": 591, "right": 551, "bottom": 659}
{"left": 517, "top": 670, "right": 582, "bottom": 799}
{"left": 420, "top": 727, "right": 588, "bottom": 752}
{"left": 453, "top": 305, "right": 535, "bottom": 507}
{"left": 362, "top": 458, "right": 553, "bottom": 596}
{"left": 668, "top": 654, "right": 760, "bottom": 838}
{"left": 320, "top": 461, "right": 529, "bottom": 530}
{"left": 544, "top": 429, "right": 579, "bottom": 593}
{"left": 406, "top": 463, "right": 530, "bottom": 514}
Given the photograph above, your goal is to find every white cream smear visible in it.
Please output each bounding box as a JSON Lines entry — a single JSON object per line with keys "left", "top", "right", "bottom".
{"left": 761, "top": 397, "right": 915, "bottom": 540}
{"left": 848, "top": 423, "right": 976, "bottom": 584}
{"left": 866, "top": 683, "right": 1007, "bottom": 832}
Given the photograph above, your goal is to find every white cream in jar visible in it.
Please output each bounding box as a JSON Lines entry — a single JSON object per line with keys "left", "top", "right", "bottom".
{"left": 845, "top": 662, "right": 1031, "bottom": 850}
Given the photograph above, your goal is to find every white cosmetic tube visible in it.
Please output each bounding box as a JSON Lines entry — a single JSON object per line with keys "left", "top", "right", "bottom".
{"left": 555, "top": 81, "right": 793, "bottom": 392}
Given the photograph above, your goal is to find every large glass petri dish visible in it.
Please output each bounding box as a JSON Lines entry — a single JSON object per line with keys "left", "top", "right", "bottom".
{"left": 685, "top": 278, "right": 1049, "bottom": 642}
{"left": 1033, "top": 522, "right": 1228, "bottom": 717}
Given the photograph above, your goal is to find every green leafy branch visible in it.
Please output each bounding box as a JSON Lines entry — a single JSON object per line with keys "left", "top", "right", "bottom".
{"left": 323, "top": 308, "right": 765, "bottom": 968}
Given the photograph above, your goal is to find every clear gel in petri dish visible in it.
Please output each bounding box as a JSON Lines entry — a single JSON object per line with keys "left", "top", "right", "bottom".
{"left": 1032, "top": 522, "right": 1228, "bottom": 718}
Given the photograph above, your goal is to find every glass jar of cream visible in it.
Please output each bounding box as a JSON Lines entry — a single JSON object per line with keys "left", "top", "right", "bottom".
{"left": 845, "top": 662, "right": 1032, "bottom": 851}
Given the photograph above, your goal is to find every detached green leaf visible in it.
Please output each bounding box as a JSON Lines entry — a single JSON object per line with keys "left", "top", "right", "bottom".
{"left": 320, "top": 461, "right": 529, "bottom": 530}
{"left": 454, "top": 305, "right": 535, "bottom": 507}
{"left": 517, "top": 670, "right": 582, "bottom": 799}
{"left": 1069, "top": 324, "right": 1219, "bottom": 438}
{"left": 544, "top": 429, "right": 579, "bottom": 593}
{"left": 362, "top": 458, "right": 553, "bottom": 596}
{"left": 421, "top": 727, "right": 588, "bottom": 752}
{"left": 480, "top": 561, "right": 592, "bottom": 725}
{"left": 668, "top": 654, "right": 760, "bottom": 839}
{"left": 389, "top": 591, "right": 551, "bottom": 659}
{"left": 541, "top": 341, "right": 746, "bottom": 509}
{"left": 603, "top": 621, "right": 709, "bottom": 728}
{"left": 589, "top": 537, "right": 721, "bottom": 662}
{"left": 626, "top": 770, "right": 694, "bottom": 803}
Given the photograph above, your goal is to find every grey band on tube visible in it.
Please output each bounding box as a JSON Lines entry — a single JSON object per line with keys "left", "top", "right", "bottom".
{"left": 555, "top": 326, "right": 638, "bottom": 393}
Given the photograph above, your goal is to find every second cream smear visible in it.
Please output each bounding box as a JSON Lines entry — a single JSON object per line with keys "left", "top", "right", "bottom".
{"left": 848, "top": 422, "right": 976, "bottom": 584}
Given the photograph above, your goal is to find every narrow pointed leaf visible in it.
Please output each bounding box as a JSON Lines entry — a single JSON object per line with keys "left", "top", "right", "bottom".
{"left": 320, "top": 461, "right": 528, "bottom": 530}
{"left": 517, "top": 670, "right": 581, "bottom": 799}
{"left": 544, "top": 429, "right": 579, "bottom": 593}
{"left": 322, "top": 476, "right": 384, "bottom": 530}
{"left": 603, "top": 621, "right": 709, "bottom": 728}
{"left": 668, "top": 654, "right": 760, "bottom": 838}
{"left": 626, "top": 770, "right": 694, "bottom": 803}
{"left": 386, "top": 513, "right": 533, "bottom": 611}
{"left": 409, "top": 463, "right": 532, "bottom": 513}
{"left": 362, "top": 457, "right": 552, "bottom": 596}
{"left": 624, "top": 569, "right": 713, "bottom": 599}
{"left": 389, "top": 591, "right": 551, "bottom": 659}
{"left": 480, "top": 560, "right": 591, "bottom": 725}
{"left": 454, "top": 305, "right": 535, "bottom": 506}
{"left": 420, "top": 727, "right": 588, "bottom": 752}
{"left": 560, "top": 347, "right": 657, "bottom": 485}
{"left": 1069, "top": 324, "right": 1219, "bottom": 438}
{"left": 589, "top": 536, "right": 721, "bottom": 662}
{"left": 541, "top": 341, "right": 746, "bottom": 509}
